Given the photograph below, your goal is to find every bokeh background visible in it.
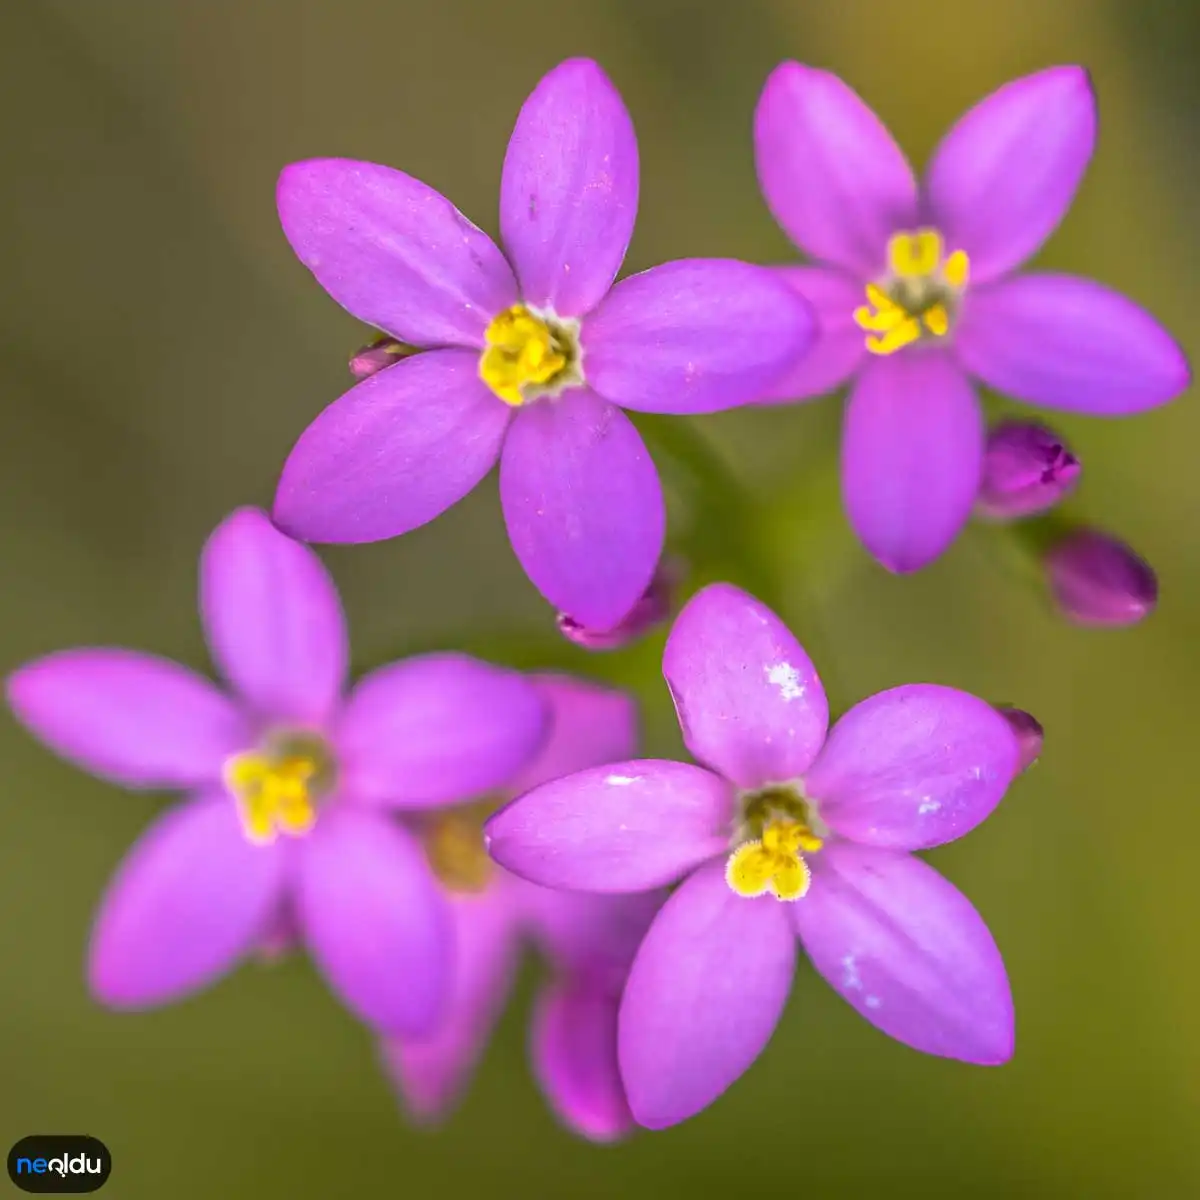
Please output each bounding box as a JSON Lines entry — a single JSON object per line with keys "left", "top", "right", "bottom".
{"left": 3, "top": 0, "right": 1198, "bottom": 1195}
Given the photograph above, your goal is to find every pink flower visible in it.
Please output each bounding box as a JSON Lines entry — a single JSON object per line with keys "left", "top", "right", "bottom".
{"left": 6, "top": 509, "right": 549, "bottom": 1034}
{"left": 486, "top": 584, "right": 1021, "bottom": 1128}
{"left": 754, "top": 64, "right": 1189, "bottom": 572}
{"left": 273, "top": 57, "right": 813, "bottom": 632}
{"left": 383, "top": 676, "right": 662, "bottom": 1142}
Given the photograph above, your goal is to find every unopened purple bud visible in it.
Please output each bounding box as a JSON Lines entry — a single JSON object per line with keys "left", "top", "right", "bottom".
{"left": 995, "top": 707, "right": 1044, "bottom": 774}
{"left": 349, "top": 335, "right": 416, "bottom": 380}
{"left": 977, "top": 420, "right": 1080, "bottom": 520}
{"left": 557, "top": 559, "right": 681, "bottom": 651}
{"left": 1045, "top": 528, "right": 1157, "bottom": 627}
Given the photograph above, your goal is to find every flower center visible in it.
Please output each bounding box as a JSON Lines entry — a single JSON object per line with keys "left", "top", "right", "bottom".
{"left": 223, "top": 733, "right": 335, "bottom": 846}
{"left": 853, "top": 228, "right": 970, "bottom": 356}
{"left": 422, "top": 801, "right": 497, "bottom": 893}
{"left": 479, "top": 304, "right": 582, "bottom": 407}
{"left": 725, "top": 784, "right": 826, "bottom": 902}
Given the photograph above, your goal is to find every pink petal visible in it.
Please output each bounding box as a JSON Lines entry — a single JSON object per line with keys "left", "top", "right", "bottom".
{"left": 662, "top": 583, "right": 828, "bottom": 790}
{"left": 582, "top": 259, "right": 815, "bottom": 414}
{"left": 7, "top": 650, "right": 245, "bottom": 789}
{"left": 336, "top": 653, "right": 548, "bottom": 808}
{"left": 842, "top": 352, "right": 983, "bottom": 573}
{"left": 506, "top": 674, "right": 638, "bottom": 796}
{"left": 273, "top": 350, "right": 510, "bottom": 545}
{"left": 296, "top": 808, "right": 451, "bottom": 1035}
{"left": 199, "top": 507, "right": 347, "bottom": 726}
{"left": 617, "top": 859, "right": 796, "bottom": 1129}
{"left": 276, "top": 158, "right": 516, "bottom": 347}
{"left": 88, "top": 794, "right": 285, "bottom": 1007}
{"left": 381, "top": 887, "right": 520, "bottom": 1123}
{"left": 484, "top": 760, "right": 733, "bottom": 893}
{"left": 794, "top": 842, "right": 1013, "bottom": 1064}
{"left": 758, "top": 267, "right": 867, "bottom": 403}
{"left": 924, "top": 67, "right": 1096, "bottom": 285}
{"left": 500, "top": 58, "right": 638, "bottom": 318}
{"left": 955, "top": 274, "right": 1190, "bottom": 415}
{"left": 754, "top": 63, "right": 917, "bottom": 275}
{"left": 803, "top": 685, "right": 1018, "bottom": 851}
{"left": 532, "top": 976, "right": 633, "bottom": 1142}
{"left": 500, "top": 389, "right": 664, "bottom": 631}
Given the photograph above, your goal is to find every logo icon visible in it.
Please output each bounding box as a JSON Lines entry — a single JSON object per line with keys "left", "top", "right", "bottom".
{"left": 7, "top": 1137, "right": 111, "bottom": 1194}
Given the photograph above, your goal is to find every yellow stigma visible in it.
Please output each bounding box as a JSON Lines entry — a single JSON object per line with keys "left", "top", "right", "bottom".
{"left": 853, "top": 228, "right": 970, "bottom": 356}
{"left": 726, "top": 783, "right": 825, "bottom": 902}
{"left": 479, "top": 304, "right": 580, "bottom": 407}
{"left": 422, "top": 802, "right": 496, "bottom": 893}
{"left": 225, "top": 750, "right": 321, "bottom": 845}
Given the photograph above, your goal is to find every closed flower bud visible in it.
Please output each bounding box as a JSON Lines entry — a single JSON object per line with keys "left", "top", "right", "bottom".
{"left": 995, "top": 707, "right": 1044, "bottom": 773}
{"left": 349, "top": 336, "right": 416, "bottom": 380}
{"left": 1045, "top": 528, "right": 1157, "bottom": 626}
{"left": 557, "top": 559, "right": 681, "bottom": 651}
{"left": 977, "top": 420, "right": 1080, "bottom": 520}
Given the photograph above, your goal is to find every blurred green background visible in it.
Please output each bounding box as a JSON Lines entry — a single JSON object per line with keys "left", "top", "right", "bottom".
{"left": 2, "top": 0, "right": 1198, "bottom": 1195}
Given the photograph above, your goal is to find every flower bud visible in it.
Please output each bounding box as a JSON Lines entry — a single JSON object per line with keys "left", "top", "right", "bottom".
{"left": 1045, "top": 528, "right": 1157, "bottom": 627}
{"left": 977, "top": 420, "right": 1080, "bottom": 520}
{"left": 349, "top": 336, "right": 416, "bottom": 380}
{"left": 995, "top": 706, "right": 1044, "bottom": 774}
{"left": 557, "top": 559, "right": 680, "bottom": 651}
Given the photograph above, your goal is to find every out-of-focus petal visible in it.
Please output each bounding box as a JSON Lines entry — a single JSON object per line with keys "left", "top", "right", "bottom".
{"left": 506, "top": 674, "right": 638, "bottom": 796}
{"left": 199, "top": 507, "right": 347, "bottom": 726}
{"left": 842, "top": 352, "right": 983, "bottom": 573}
{"left": 617, "top": 859, "right": 796, "bottom": 1129}
{"left": 500, "top": 388, "right": 664, "bottom": 632}
{"left": 924, "top": 67, "right": 1096, "bottom": 285}
{"left": 754, "top": 63, "right": 917, "bottom": 276}
{"left": 955, "top": 274, "right": 1190, "bottom": 415}
{"left": 88, "top": 793, "right": 284, "bottom": 1007}
{"left": 500, "top": 58, "right": 638, "bottom": 318}
{"left": 484, "top": 760, "right": 732, "bottom": 893}
{"left": 7, "top": 650, "right": 245, "bottom": 790}
{"left": 794, "top": 842, "right": 1013, "bottom": 1064}
{"left": 296, "top": 808, "right": 450, "bottom": 1035}
{"left": 277, "top": 158, "right": 517, "bottom": 347}
{"left": 532, "top": 977, "right": 633, "bottom": 1142}
{"left": 337, "top": 653, "right": 548, "bottom": 808}
{"left": 758, "top": 267, "right": 867, "bottom": 403}
{"left": 381, "top": 887, "right": 520, "bottom": 1123}
{"left": 1044, "top": 527, "right": 1158, "bottom": 626}
{"left": 273, "top": 350, "right": 511, "bottom": 545}
{"left": 804, "top": 685, "right": 1017, "bottom": 850}
{"left": 582, "top": 260, "right": 814, "bottom": 414}
{"left": 662, "top": 583, "right": 828, "bottom": 790}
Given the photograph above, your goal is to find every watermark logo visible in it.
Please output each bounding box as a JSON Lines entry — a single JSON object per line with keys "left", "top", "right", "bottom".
{"left": 7, "top": 1137, "right": 111, "bottom": 1194}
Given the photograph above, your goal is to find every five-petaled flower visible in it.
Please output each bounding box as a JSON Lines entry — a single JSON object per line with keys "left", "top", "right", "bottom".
{"left": 272, "top": 56, "right": 815, "bottom": 634}
{"left": 485, "top": 583, "right": 1021, "bottom": 1129}
{"left": 753, "top": 64, "right": 1190, "bottom": 572}
{"left": 6, "top": 508, "right": 549, "bottom": 1035}
{"left": 383, "top": 675, "right": 663, "bottom": 1142}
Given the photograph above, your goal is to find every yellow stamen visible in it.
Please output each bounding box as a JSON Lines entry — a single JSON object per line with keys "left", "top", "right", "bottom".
{"left": 423, "top": 802, "right": 496, "bottom": 893}
{"left": 480, "top": 305, "right": 576, "bottom": 407}
{"left": 888, "top": 229, "right": 942, "bottom": 279}
{"left": 225, "top": 751, "right": 320, "bottom": 845}
{"left": 725, "top": 817, "right": 820, "bottom": 902}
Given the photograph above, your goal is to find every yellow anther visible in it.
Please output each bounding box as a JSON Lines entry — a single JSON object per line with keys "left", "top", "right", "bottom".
{"left": 725, "top": 818, "right": 819, "bottom": 902}
{"left": 480, "top": 305, "right": 573, "bottom": 407}
{"left": 865, "top": 318, "right": 922, "bottom": 356}
{"left": 888, "top": 229, "right": 943, "bottom": 278}
{"left": 923, "top": 304, "right": 950, "bottom": 337}
{"left": 226, "top": 751, "right": 319, "bottom": 845}
{"left": 423, "top": 806, "right": 494, "bottom": 893}
{"left": 943, "top": 250, "right": 970, "bottom": 289}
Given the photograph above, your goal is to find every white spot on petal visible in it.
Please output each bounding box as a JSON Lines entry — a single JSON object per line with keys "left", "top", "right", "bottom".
{"left": 605, "top": 774, "right": 638, "bottom": 786}
{"left": 841, "top": 954, "right": 863, "bottom": 991}
{"left": 765, "top": 662, "right": 805, "bottom": 701}
{"left": 917, "top": 796, "right": 941, "bottom": 815}
{"left": 865, "top": 995, "right": 881, "bottom": 1009}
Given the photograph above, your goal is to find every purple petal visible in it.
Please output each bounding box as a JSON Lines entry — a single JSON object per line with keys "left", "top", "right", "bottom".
{"left": 500, "top": 58, "right": 638, "bottom": 318}
{"left": 794, "top": 842, "right": 1013, "bottom": 1064}
{"left": 924, "top": 67, "right": 1096, "bottom": 285}
{"left": 199, "top": 508, "right": 347, "bottom": 726}
{"left": 381, "top": 887, "right": 520, "bottom": 1122}
{"left": 273, "top": 350, "right": 510, "bottom": 545}
{"left": 754, "top": 63, "right": 917, "bottom": 276}
{"left": 804, "top": 684, "right": 1018, "bottom": 851}
{"left": 758, "top": 267, "right": 867, "bottom": 403}
{"left": 582, "top": 260, "right": 815, "bottom": 414}
{"left": 277, "top": 158, "right": 516, "bottom": 347}
{"left": 336, "top": 653, "right": 548, "bottom": 808}
{"left": 662, "top": 583, "right": 828, "bottom": 790}
{"left": 617, "top": 859, "right": 796, "bottom": 1129}
{"left": 532, "top": 977, "right": 633, "bottom": 1142}
{"left": 500, "top": 389, "right": 664, "bottom": 631}
{"left": 88, "top": 794, "right": 285, "bottom": 1007}
{"left": 484, "top": 760, "right": 733, "bottom": 893}
{"left": 506, "top": 674, "right": 638, "bottom": 796}
{"left": 956, "top": 274, "right": 1190, "bottom": 415}
{"left": 7, "top": 650, "right": 245, "bottom": 789}
{"left": 296, "top": 808, "right": 451, "bottom": 1034}
{"left": 842, "top": 352, "right": 983, "bottom": 573}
